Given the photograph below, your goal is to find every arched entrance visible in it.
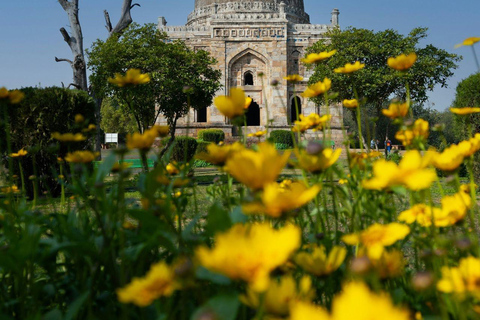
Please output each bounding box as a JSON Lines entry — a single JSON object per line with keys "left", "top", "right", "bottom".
{"left": 244, "top": 72, "right": 254, "bottom": 85}
{"left": 290, "top": 96, "right": 302, "bottom": 123}
{"left": 246, "top": 100, "right": 260, "bottom": 126}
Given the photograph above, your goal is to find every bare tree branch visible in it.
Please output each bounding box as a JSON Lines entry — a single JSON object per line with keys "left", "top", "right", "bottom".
{"left": 59, "top": 27, "right": 71, "bottom": 44}
{"left": 131, "top": 3, "right": 141, "bottom": 9}
{"left": 67, "top": 83, "right": 82, "bottom": 90}
{"left": 55, "top": 57, "right": 73, "bottom": 65}
{"left": 109, "top": 0, "right": 140, "bottom": 36}
{"left": 57, "top": 0, "right": 70, "bottom": 11}
{"left": 104, "top": 10, "right": 113, "bottom": 33}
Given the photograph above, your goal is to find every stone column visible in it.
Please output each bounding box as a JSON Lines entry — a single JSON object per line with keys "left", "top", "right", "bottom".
{"left": 331, "top": 8, "right": 339, "bottom": 26}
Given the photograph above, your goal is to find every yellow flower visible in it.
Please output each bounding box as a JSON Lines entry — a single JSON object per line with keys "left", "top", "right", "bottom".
{"left": 51, "top": 132, "right": 87, "bottom": 142}
{"left": 382, "top": 102, "right": 409, "bottom": 119}
{"left": 117, "top": 261, "right": 179, "bottom": 307}
{"left": 151, "top": 125, "right": 169, "bottom": 137}
{"left": 195, "top": 223, "right": 301, "bottom": 291}
{"left": 290, "top": 282, "right": 409, "bottom": 320}
{"left": 126, "top": 126, "right": 160, "bottom": 150}
{"left": 434, "top": 189, "right": 471, "bottom": 227}
{"left": 342, "top": 223, "right": 410, "bottom": 260}
{"left": 455, "top": 37, "right": 480, "bottom": 48}
{"left": 64, "top": 151, "right": 99, "bottom": 163}
{"left": 0, "top": 87, "right": 25, "bottom": 104}
{"left": 369, "top": 249, "right": 405, "bottom": 279}
{"left": 294, "top": 245, "right": 347, "bottom": 276}
{"left": 387, "top": 53, "right": 417, "bottom": 71}
{"left": 294, "top": 148, "right": 342, "bottom": 173}
{"left": 349, "top": 151, "right": 382, "bottom": 169}
{"left": 301, "top": 78, "right": 331, "bottom": 98}
{"left": 166, "top": 162, "right": 180, "bottom": 175}
{"left": 196, "top": 142, "right": 244, "bottom": 166}
{"left": 292, "top": 114, "right": 331, "bottom": 133}
{"left": 240, "top": 275, "right": 314, "bottom": 316}
{"left": 363, "top": 150, "right": 437, "bottom": 191}
{"left": 1, "top": 185, "right": 20, "bottom": 194}
{"left": 430, "top": 145, "right": 465, "bottom": 172}
{"left": 301, "top": 50, "right": 337, "bottom": 64}
{"left": 450, "top": 107, "right": 480, "bottom": 115}
{"left": 398, "top": 204, "right": 436, "bottom": 227}
{"left": 10, "top": 148, "right": 28, "bottom": 158}
{"left": 437, "top": 256, "right": 480, "bottom": 299}
{"left": 343, "top": 99, "right": 359, "bottom": 108}
{"left": 74, "top": 114, "right": 85, "bottom": 123}
{"left": 243, "top": 181, "right": 321, "bottom": 218}
{"left": 82, "top": 124, "right": 96, "bottom": 133}
{"left": 214, "top": 88, "right": 250, "bottom": 119}
{"left": 334, "top": 61, "right": 365, "bottom": 74}
{"left": 284, "top": 74, "right": 304, "bottom": 82}
{"left": 248, "top": 130, "right": 267, "bottom": 138}
{"left": 108, "top": 68, "right": 150, "bottom": 87}
{"left": 111, "top": 162, "right": 132, "bottom": 173}
{"left": 224, "top": 142, "right": 291, "bottom": 190}
{"left": 395, "top": 119, "right": 429, "bottom": 147}
{"left": 339, "top": 178, "right": 348, "bottom": 185}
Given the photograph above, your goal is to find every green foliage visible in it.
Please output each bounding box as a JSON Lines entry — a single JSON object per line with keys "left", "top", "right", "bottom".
{"left": 171, "top": 136, "right": 198, "bottom": 162}
{"left": 270, "top": 130, "right": 294, "bottom": 148}
{"left": 198, "top": 129, "right": 225, "bottom": 143}
{"left": 196, "top": 140, "right": 211, "bottom": 154}
{"left": 0, "top": 87, "right": 95, "bottom": 196}
{"left": 87, "top": 23, "right": 222, "bottom": 133}
{"left": 100, "top": 97, "right": 137, "bottom": 134}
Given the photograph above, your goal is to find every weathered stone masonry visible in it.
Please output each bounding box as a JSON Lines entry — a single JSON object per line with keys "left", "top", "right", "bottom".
{"left": 157, "top": 0, "right": 344, "bottom": 145}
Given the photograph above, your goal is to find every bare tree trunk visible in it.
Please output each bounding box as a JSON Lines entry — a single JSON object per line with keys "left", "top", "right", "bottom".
{"left": 56, "top": 0, "right": 88, "bottom": 91}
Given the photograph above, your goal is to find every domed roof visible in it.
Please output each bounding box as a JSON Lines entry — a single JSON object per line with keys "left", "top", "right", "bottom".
{"left": 187, "top": 0, "right": 309, "bottom": 25}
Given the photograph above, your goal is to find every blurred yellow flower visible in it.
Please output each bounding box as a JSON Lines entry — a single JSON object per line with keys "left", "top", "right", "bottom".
{"left": 196, "top": 142, "right": 244, "bottom": 166}
{"left": 248, "top": 130, "right": 267, "bottom": 138}
{"left": 450, "top": 107, "right": 480, "bottom": 115}
{"left": 430, "top": 145, "right": 465, "bottom": 172}
{"left": 295, "top": 245, "right": 346, "bottom": 276}
{"left": 301, "top": 50, "right": 337, "bottom": 64}
{"left": 117, "top": 261, "right": 179, "bottom": 307}
{"left": 363, "top": 150, "right": 437, "bottom": 191}
{"left": 395, "top": 119, "right": 429, "bottom": 147}
{"left": 51, "top": 132, "right": 87, "bottom": 142}
{"left": 369, "top": 249, "right": 405, "bottom": 279}
{"left": 151, "top": 125, "right": 169, "bottom": 137}
{"left": 455, "top": 37, "right": 480, "bottom": 48}
{"left": 292, "top": 114, "right": 332, "bottom": 133}
{"left": 349, "top": 151, "right": 382, "bottom": 169}
{"left": 284, "top": 74, "right": 304, "bottom": 82}
{"left": 157, "top": 176, "right": 190, "bottom": 187}
{"left": 334, "top": 61, "right": 365, "bottom": 74}
{"left": 290, "top": 282, "right": 409, "bottom": 320}
{"left": 74, "top": 114, "right": 85, "bottom": 123}
{"left": 1, "top": 185, "right": 20, "bottom": 194}
{"left": 224, "top": 142, "right": 290, "bottom": 190}
{"left": 342, "top": 223, "right": 410, "bottom": 260}
{"left": 398, "top": 204, "right": 436, "bottom": 227}
{"left": 65, "top": 151, "right": 99, "bottom": 163}
{"left": 343, "top": 99, "right": 359, "bottom": 108}
{"left": 108, "top": 68, "right": 150, "bottom": 87}
{"left": 387, "top": 53, "right": 417, "bottom": 71}
{"left": 195, "top": 223, "right": 301, "bottom": 291}
{"left": 294, "top": 148, "right": 342, "bottom": 173}
{"left": 126, "top": 126, "right": 160, "bottom": 150}
{"left": 82, "top": 124, "right": 96, "bottom": 133}
{"left": 301, "top": 78, "right": 331, "bottom": 98}
{"left": 10, "top": 148, "right": 28, "bottom": 158}
{"left": 243, "top": 181, "right": 321, "bottom": 218}
{"left": 166, "top": 162, "right": 180, "bottom": 175}
{"left": 111, "top": 162, "right": 132, "bottom": 173}
{"left": 0, "top": 87, "right": 25, "bottom": 104}
{"left": 214, "top": 88, "right": 250, "bottom": 119}
{"left": 240, "top": 275, "right": 314, "bottom": 316}
{"left": 437, "top": 256, "right": 480, "bottom": 299}
{"left": 382, "top": 102, "right": 409, "bottom": 119}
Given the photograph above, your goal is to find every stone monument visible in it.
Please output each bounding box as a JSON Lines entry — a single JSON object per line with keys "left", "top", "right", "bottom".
{"left": 157, "top": 1, "right": 343, "bottom": 144}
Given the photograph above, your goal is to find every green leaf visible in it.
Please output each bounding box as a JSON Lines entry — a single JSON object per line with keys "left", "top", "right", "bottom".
{"left": 64, "top": 291, "right": 89, "bottom": 320}
{"left": 205, "top": 202, "right": 231, "bottom": 236}
{"left": 195, "top": 267, "right": 231, "bottom": 285}
{"left": 229, "top": 206, "right": 248, "bottom": 224}
{"left": 190, "top": 293, "right": 239, "bottom": 320}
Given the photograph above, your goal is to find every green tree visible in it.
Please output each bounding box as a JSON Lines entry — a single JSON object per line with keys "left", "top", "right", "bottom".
{"left": 87, "top": 23, "right": 222, "bottom": 139}
{"left": 100, "top": 97, "right": 137, "bottom": 135}
{"left": 307, "top": 27, "right": 460, "bottom": 141}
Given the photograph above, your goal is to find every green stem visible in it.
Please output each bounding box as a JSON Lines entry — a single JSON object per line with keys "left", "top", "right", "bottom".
{"left": 472, "top": 45, "right": 480, "bottom": 72}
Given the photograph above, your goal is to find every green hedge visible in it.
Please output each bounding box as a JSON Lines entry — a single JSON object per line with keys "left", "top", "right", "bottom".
{"left": 198, "top": 129, "right": 225, "bottom": 143}
{"left": 0, "top": 87, "right": 95, "bottom": 197}
{"left": 270, "top": 130, "right": 294, "bottom": 148}
{"left": 196, "top": 140, "right": 210, "bottom": 154}
{"left": 171, "top": 136, "right": 198, "bottom": 162}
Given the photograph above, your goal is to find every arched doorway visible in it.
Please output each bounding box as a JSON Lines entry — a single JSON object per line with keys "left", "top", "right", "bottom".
{"left": 246, "top": 100, "right": 260, "bottom": 126}
{"left": 244, "top": 72, "right": 254, "bottom": 85}
{"left": 290, "top": 96, "right": 302, "bottom": 123}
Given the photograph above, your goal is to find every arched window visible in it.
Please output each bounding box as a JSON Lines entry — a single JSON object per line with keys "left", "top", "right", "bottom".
{"left": 244, "top": 72, "right": 254, "bottom": 86}
{"left": 290, "top": 96, "right": 302, "bottom": 123}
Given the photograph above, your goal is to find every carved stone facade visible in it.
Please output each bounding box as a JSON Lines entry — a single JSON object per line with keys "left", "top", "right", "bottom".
{"left": 157, "top": 1, "right": 343, "bottom": 144}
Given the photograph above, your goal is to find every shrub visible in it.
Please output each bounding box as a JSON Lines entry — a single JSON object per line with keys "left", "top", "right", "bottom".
{"left": 0, "top": 87, "right": 95, "bottom": 196}
{"left": 270, "top": 130, "right": 294, "bottom": 148}
{"left": 171, "top": 136, "right": 198, "bottom": 162}
{"left": 198, "top": 129, "right": 225, "bottom": 143}
{"left": 196, "top": 140, "right": 210, "bottom": 154}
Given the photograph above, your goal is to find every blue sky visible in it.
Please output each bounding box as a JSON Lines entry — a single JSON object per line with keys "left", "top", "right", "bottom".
{"left": 1, "top": 0, "right": 479, "bottom": 111}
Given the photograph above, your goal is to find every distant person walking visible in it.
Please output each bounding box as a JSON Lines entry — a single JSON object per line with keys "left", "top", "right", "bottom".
{"left": 385, "top": 137, "right": 392, "bottom": 156}
{"left": 370, "top": 139, "right": 375, "bottom": 150}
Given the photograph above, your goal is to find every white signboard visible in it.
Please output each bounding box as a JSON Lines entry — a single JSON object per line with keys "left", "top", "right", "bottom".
{"left": 105, "top": 133, "right": 118, "bottom": 144}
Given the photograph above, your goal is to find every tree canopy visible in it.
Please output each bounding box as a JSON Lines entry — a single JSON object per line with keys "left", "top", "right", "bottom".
{"left": 306, "top": 27, "right": 460, "bottom": 141}
{"left": 87, "top": 23, "right": 222, "bottom": 134}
